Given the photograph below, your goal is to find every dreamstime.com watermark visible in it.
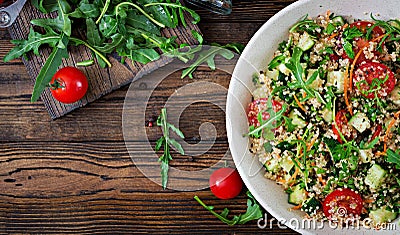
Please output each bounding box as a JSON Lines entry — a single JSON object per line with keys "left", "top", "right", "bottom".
{"left": 257, "top": 212, "right": 397, "bottom": 231}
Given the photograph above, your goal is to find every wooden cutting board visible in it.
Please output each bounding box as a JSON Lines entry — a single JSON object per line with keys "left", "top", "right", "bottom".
{"left": 7, "top": 1, "right": 201, "bottom": 119}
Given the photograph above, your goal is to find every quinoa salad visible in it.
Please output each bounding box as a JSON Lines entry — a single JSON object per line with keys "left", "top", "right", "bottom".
{"left": 247, "top": 12, "right": 400, "bottom": 226}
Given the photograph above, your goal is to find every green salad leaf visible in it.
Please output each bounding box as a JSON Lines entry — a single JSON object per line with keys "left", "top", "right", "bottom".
{"left": 156, "top": 108, "right": 185, "bottom": 189}
{"left": 194, "top": 191, "right": 263, "bottom": 225}
{"left": 31, "top": 33, "right": 69, "bottom": 102}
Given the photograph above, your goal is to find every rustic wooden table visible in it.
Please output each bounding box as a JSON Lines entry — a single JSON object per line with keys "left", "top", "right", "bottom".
{"left": 0, "top": 0, "right": 298, "bottom": 234}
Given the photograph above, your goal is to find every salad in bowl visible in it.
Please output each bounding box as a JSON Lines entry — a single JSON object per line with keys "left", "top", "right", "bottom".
{"left": 247, "top": 11, "right": 400, "bottom": 225}
{"left": 227, "top": 1, "right": 400, "bottom": 233}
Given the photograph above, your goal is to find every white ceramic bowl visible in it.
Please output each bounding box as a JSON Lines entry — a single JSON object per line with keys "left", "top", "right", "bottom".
{"left": 226, "top": 0, "right": 399, "bottom": 234}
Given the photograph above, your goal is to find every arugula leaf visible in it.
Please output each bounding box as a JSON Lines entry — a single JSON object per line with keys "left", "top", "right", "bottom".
{"left": 77, "top": 0, "right": 100, "bottom": 18}
{"left": 156, "top": 108, "right": 185, "bottom": 189}
{"left": 325, "top": 23, "right": 336, "bottom": 35}
{"left": 285, "top": 47, "right": 314, "bottom": 97}
{"left": 3, "top": 27, "right": 60, "bottom": 62}
{"left": 31, "top": 33, "right": 69, "bottom": 102}
{"left": 342, "top": 27, "right": 363, "bottom": 40}
{"left": 289, "top": 16, "right": 321, "bottom": 36}
{"left": 31, "top": 0, "right": 72, "bottom": 36}
{"left": 191, "top": 30, "right": 204, "bottom": 44}
{"left": 125, "top": 11, "right": 160, "bottom": 36}
{"left": 32, "top": 0, "right": 58, "bottom": 14}
{"left": 99, "top": 15, "right": 118, "bottom": 38}
{"left": 180, "top": 45, "right": 234, "bottom": 78}
{"left": 323, "top": 137, "right": 344, "bottom": 162}
{"left": 343, "top": 40, "right": 355, "bottom": 59}
{"left": 283, "top": 116, "right": 297, "bottom": 132}
{"left": 130, "top": 48, "right": 160, "bottom": 64}
{"left": 360, "top": 136, "right": 380, "bottom": 149}
{"left": 268, "top": 55, "right": 285, "bottom": 70}
{"left": 85, "top": 18, "right": 103, "bottom": 47}
{"left": 194, "top": 191, "right": 263, "bottom": 225}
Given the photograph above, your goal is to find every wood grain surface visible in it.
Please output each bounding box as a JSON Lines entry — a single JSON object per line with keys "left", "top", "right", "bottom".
{"left": 0, "top": 0, "right": 299, "bottom": 234}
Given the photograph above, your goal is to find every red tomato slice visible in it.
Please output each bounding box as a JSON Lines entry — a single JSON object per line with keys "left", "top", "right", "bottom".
{"left": 351, "top": 21, "right": 385, "bottom": 38}
{"left": 332, "top": 109, "right": 353, "bottom": 144}
{"left": 209, "top": 168, "right": 243, "bottom": 200}
{"left": 323, "top": 188, "right": 363, "bottom": 220}
{"left": 247, "top": 98, "right": 282, "bottom": 127}
{"left": 353, "top": 62, "right": 396, "bottom": 98}
{"left": 369, "top": 124, "right": 382, "bottom": 142}
{"left": 342, "top": 21, "right": 385, "bottom": 64}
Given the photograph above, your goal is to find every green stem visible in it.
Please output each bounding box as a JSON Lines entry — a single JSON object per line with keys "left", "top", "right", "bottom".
{"left": 70, "top": 37, "right": 112, "bottom": 67}
{"left": 96, "top": 0, "right": 111, "bottom": 24}
{"left": 140, "top": 33, "right": 162, "bottom": 48}
{"left": 115, "top": 2, "right": 165, "bottom": 28}
{"left": 145, "top": 2, "right": 188, "bottom": 10}
{"left": 76, "top": 60, "right": 94, "bottom": 66}
{"left": 193, "top": 196, "right": 233, "bottom": 225}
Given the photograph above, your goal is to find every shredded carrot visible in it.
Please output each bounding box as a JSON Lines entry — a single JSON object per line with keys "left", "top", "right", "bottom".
{"left": 326, "top": 10, "right": 331, "bottom": 18}
{"left": 343, "top": 34, "right": 387, "bottom": 115}
{"left": 293, "top": 95, "right": 307, "bottom": 113}
{"left": 384, "top": 118, "right": 396, "bottom": 152}
{"left": 291, "top": 204, "right": 302, "bottom": 210}
{"left": 343, "top": 65, "right": 353, "bottom": 115}
{"left": 277, "top": 178, "right": 286, "bottom": 184}
{"left": 318, "top": 175, "right": 326, "bottom": 187}
{"left": 395, "top": 110, "right": 400, "bottom": 118}
{"left": 348, "top": 34, "right": 388, "bottom": 91}
{"left": 376, "top": 151, "right": 386, "bottom": 157}
{"left": 288, "top": 167, "right": 300, "bottom": 186}
{"left": 364, "top": 199, "right": 375, "bottom": 204}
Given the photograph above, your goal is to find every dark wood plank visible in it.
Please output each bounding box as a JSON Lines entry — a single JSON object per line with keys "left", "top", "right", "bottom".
{"left": 0, "top": 64, "right": 231, "bottom": 142}
{"left": 0, "top": 141, "right": 296, "bottom": 234}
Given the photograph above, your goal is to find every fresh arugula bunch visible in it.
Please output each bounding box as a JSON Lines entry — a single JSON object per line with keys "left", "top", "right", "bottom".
{"left": 4, "top": 0, "right": 200, "bottom": 102}
{"left": 194, "top": 191, "right": 263, "bottom": 225}
{"left": 155, "top": 108, "right": 185, "bottom": 189}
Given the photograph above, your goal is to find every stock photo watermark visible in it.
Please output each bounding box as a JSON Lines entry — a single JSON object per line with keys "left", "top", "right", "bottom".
{"left": 257, "top": 208, "right": 397, "bottom": 231}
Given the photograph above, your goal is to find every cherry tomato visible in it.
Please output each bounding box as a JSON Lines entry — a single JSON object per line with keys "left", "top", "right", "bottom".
{"left": 342, "top": 21, "right": 385, "bottom": 64}
{"left": 247, "top": 98, "right": 282, "bottom": 126}
{"left": 209, "top": 168, "right": 243, "bottom": 200}
{"left": 323, "top": 188, "right": 363, "bottom": 220}
{"left": 369, "top": 124, "right": 382, "bottom": 142}
{"left": 350, "top": 21, "right": 385, "bottom": 38}
{"left": 332, "top": 109, "right": 354, "bottom": 144}
{"left": 353, "top": 62, "right": 396, "bottom": 98}
{"left": 50, "top": 67, "right": 89, "bottom": 104}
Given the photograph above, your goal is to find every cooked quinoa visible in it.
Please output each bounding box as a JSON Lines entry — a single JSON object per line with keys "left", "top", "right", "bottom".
{"left": 247, "top": 12, "right": 400, "bottom": 226}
